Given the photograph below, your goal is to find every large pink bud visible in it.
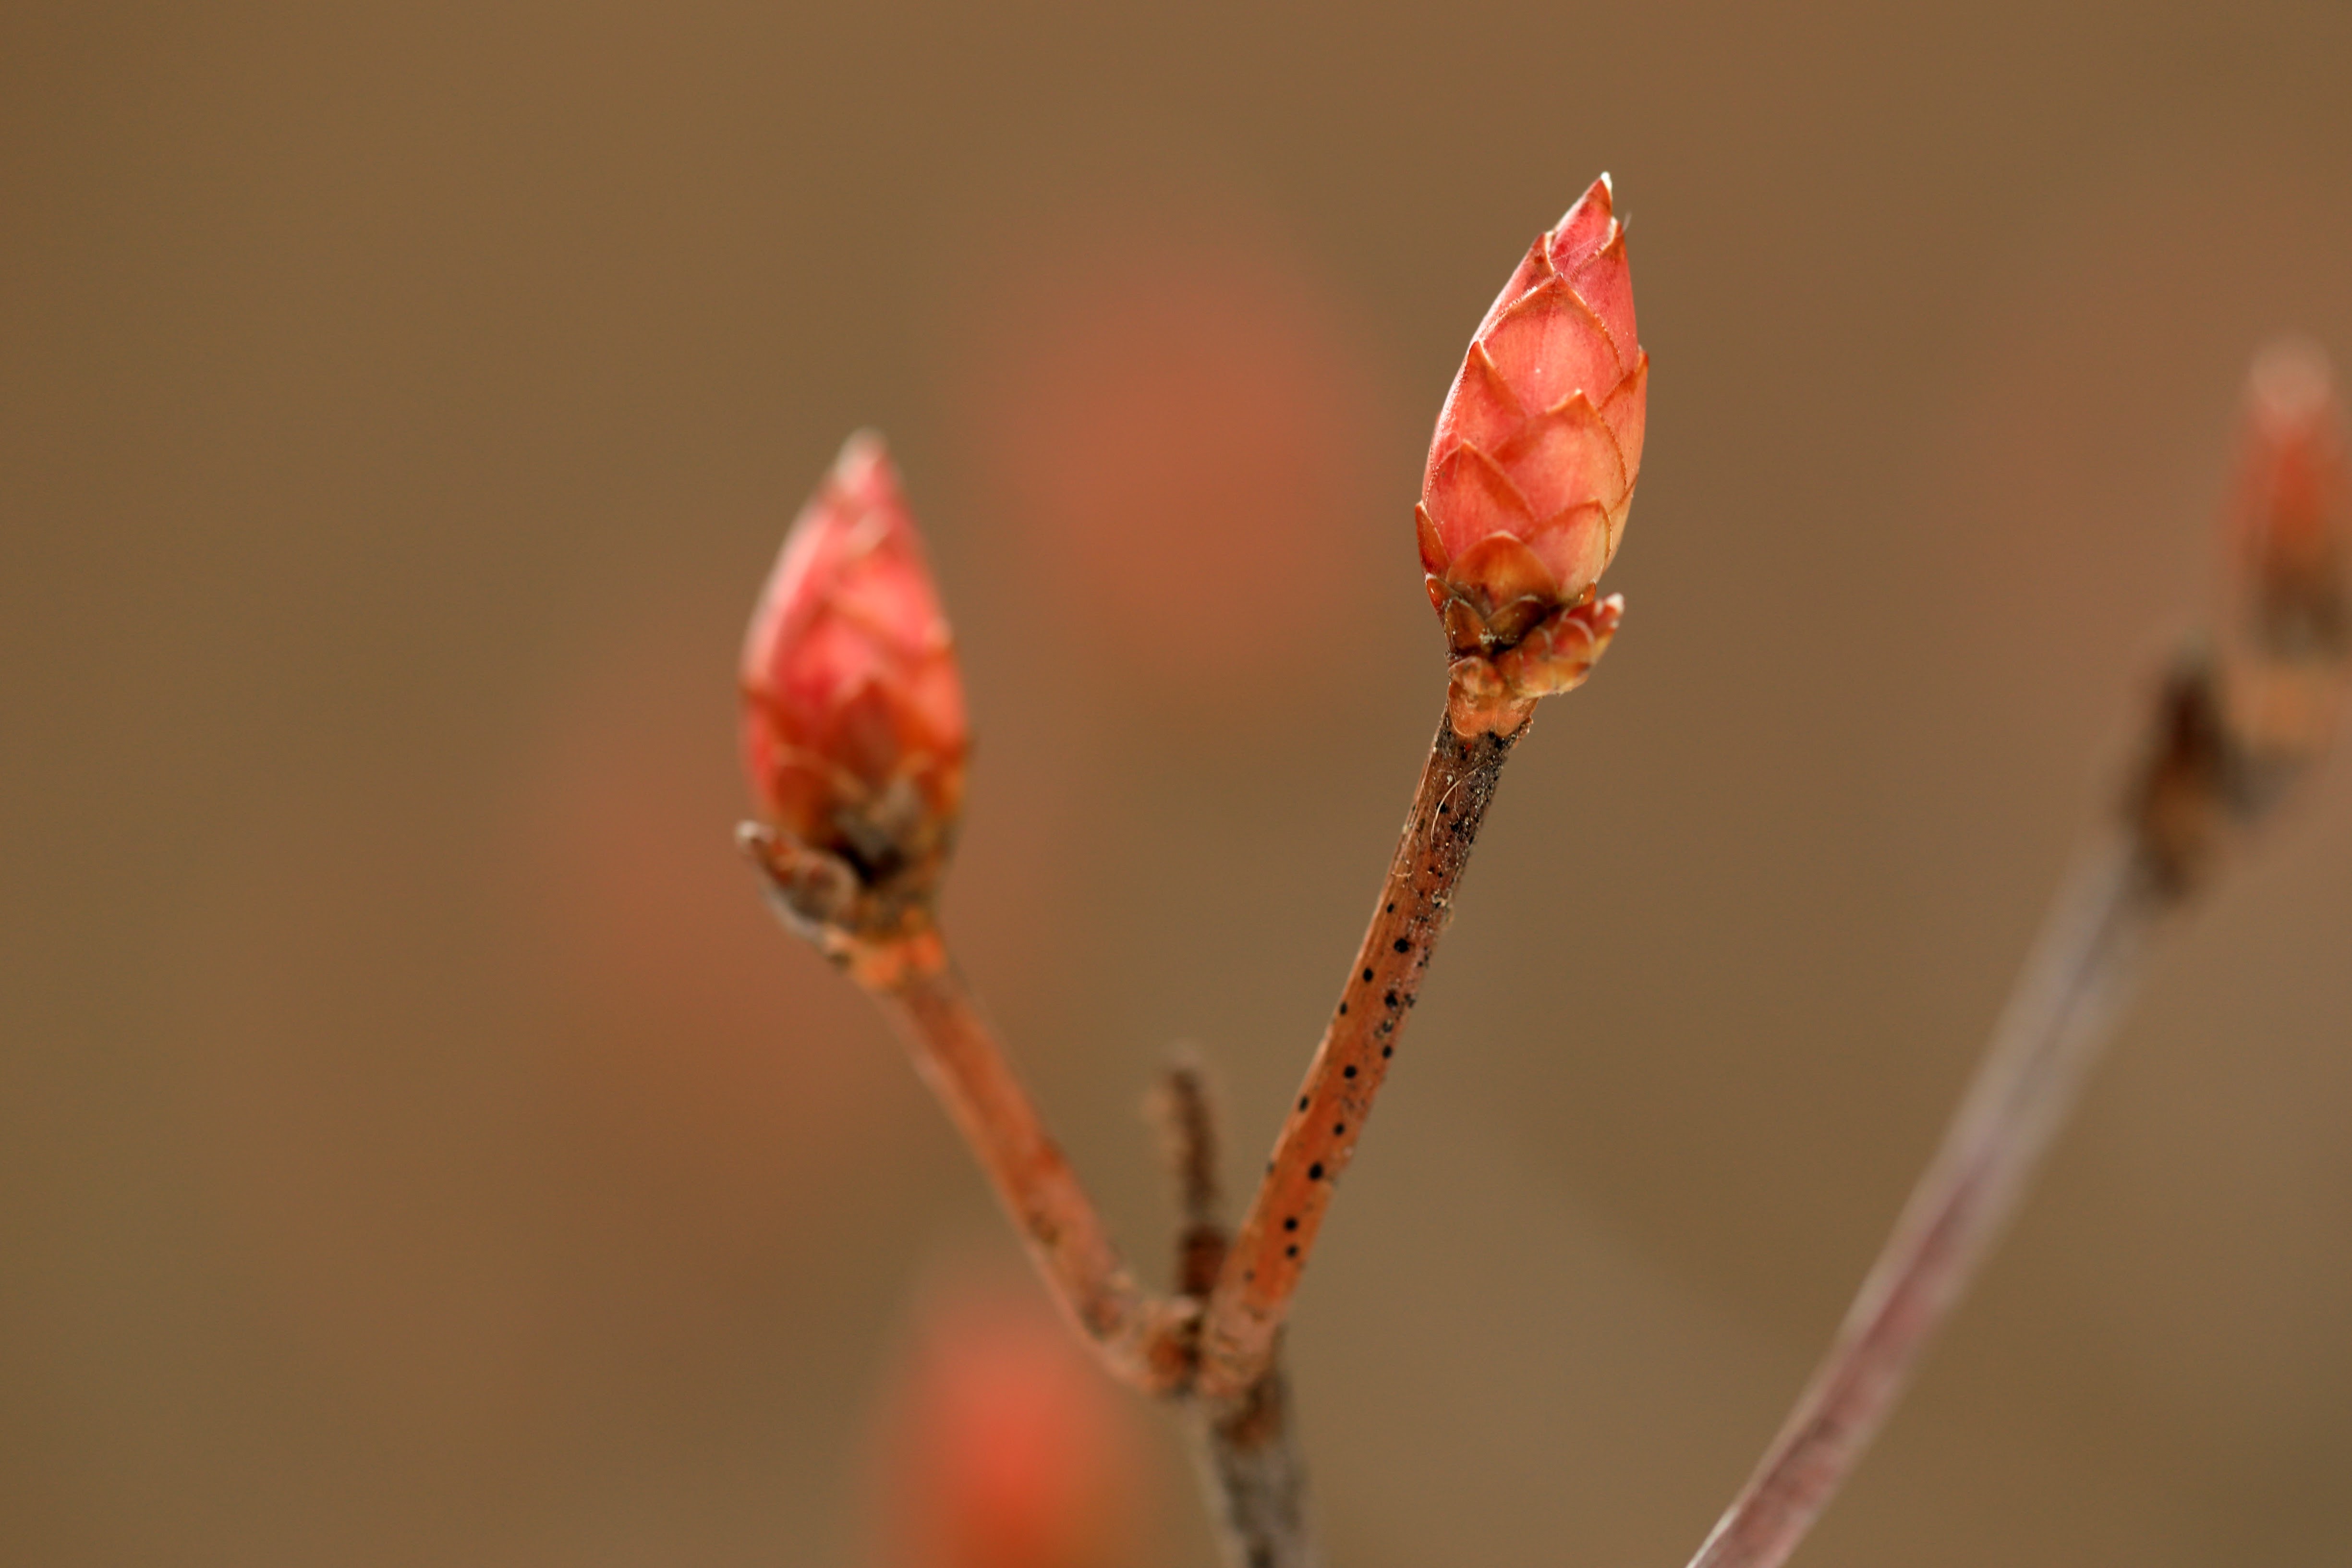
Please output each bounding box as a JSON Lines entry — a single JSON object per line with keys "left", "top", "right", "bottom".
{"left": 739, "top": 433, "right": 968, "bottom": 932}
{"left": 1418, "top": 175, "right": 1646, "bottom": 717}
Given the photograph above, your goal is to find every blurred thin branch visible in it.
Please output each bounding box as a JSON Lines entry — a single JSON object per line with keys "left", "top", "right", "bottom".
{"left": 1154, "top": 1058, "right": 1320, "bottom": 1568}
{"left": 1685, "top": 340, "right": 2349, "bottom": 1568}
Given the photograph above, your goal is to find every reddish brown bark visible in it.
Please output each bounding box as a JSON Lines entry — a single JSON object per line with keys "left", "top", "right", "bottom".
{"left": 1195, "top": 708, "right": 1523, "bottom": 1399}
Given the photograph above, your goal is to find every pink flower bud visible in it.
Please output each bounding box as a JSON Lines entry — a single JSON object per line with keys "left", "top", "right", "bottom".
{"left": 740, "top": 434, "right": 968, "bottom": 927}
{"left": 2233, "top": 340, "right": 2345, "bottom": 618}
{"left": 1418, "top": 175, "right": 1647, "bottom": 682}
{"left": 2220, "top": 338, "right": 2348, "bottom": 767}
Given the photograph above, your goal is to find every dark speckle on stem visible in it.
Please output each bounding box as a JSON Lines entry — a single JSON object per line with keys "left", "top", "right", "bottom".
{"left": 1208, "top": 707, "right": 1525, "bottom": 1402}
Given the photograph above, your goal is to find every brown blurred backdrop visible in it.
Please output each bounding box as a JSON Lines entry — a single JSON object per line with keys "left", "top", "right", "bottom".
{"left": 6, "top": 3, "right": 2352, "bottom": 1565}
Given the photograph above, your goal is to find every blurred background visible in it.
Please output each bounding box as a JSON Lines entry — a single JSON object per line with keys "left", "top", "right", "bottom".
{"left": 6, "top": 3, "right": 2352, "bottom": 1564}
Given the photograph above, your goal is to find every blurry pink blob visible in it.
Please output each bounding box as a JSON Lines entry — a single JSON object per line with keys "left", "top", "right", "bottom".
{"left": 2223, "top": 337, "right": 2348, "bottom": 763}
{"left": 508, "top": 599, "right": 913, "bottom": 1217}
{"left": 868, "top": 1270, "right": 1148, "bottom": 1568}
{"left": 960, "top": 201, "right": 1390, "bottom": 691}
{"left": 2232, "top": 337, "right": 2346, "bottom": 590}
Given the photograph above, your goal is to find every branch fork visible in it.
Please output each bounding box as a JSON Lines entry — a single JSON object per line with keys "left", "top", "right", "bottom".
{"left": 720, "top": 190, "right": 2348, "bottom": 1568}
{"left": 733, "top": 179, "right": 1649, "bottom": 1568}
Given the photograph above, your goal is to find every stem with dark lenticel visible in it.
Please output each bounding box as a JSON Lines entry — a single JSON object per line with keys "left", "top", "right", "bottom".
{"left": 1195, "top": 702, "right": 1526, "bottom": 1400}
{"left": 1155, "top": 1060, "right": 1321, "bottom": 1568}
{"left": 844, "top": 927, "right": 1192, "bottom": 1396}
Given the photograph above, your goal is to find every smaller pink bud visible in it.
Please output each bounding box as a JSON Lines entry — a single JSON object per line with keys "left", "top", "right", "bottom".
{"left": 2233, "top": 339, "right": 2345, "bottom": 621}
{"left": 740, "top": 433, "right": 968, "bottom": 932}
{"left": 2220, "top": 338, "right": 2349, "bottom": 768}
{"left": 1417, "top": 175, "right": 1646, "bottom": 720}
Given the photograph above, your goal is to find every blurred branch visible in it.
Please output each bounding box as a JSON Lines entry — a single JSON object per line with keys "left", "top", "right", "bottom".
{"left": 784, "top": 918, "right": 1193, "bottom": 1395}
{"left": 1687, "top": 772, "right": 2166, "bottom": 1568}
{"left": 1684, "top": 340, "right": 2350, "bottom": 1568}
{"left": 1154, "top": 1058, "right": 1321, "bottom": 1568}
{"left": 1187, "top": 1365, "right": 1319, "bottom": 1568}
{"left": 1152, "top": 1055, "right": 1232, "bottom": 1301}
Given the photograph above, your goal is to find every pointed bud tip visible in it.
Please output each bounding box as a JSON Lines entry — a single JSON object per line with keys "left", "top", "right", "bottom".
{"left": 1555, "top": 172, "right": 1613, "bottom": 230}
{"left": 837, "top": 425, "right": 887, "bottom": 467}
{"left": 2247, "top": 337, "right": 2337, "bottom": 431}
{"left": 823, "top": 427, "right": 904, "bottom": 515}
{"left": 739, "top": 437, "right": 969, "bottom": 930}
{"left": 1552, "top": 172, "right": 1609, "bottom": 235}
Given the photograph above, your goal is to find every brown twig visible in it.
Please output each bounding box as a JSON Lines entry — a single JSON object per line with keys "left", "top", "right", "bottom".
{"left": 746, "top": 822, "right": 1326, "bottom": 1556}
{"left": 1685, "top": 815, "right": 2165, "bottom": 1568}
{"left": 1196, "top": 703, "right": 1527, "bottom": 1399}
{"left": 778, "top": 913, "right": 1191, "bottom": 1394}
{"left": 1686, "top": 342, "right": 2348, "bottom": 1568}
{"left": 1154, "top": 1060, "right": 1321, "bottom": 1568}
{"left": 1186, "top": 1367, "right": 1319, "bottom": 1568}
{"left": 1684, "top": 660, "right": 2283, "bottom": 1568}
{"left": 1152, "top": 1055, "right": 1231, "bottom": 1301}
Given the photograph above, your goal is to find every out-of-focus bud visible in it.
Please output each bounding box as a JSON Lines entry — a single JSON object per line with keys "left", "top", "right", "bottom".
{"left": 2221, "top": 337, "right": 2349, "bottom": 774}
{"left": 2137, "top": 340, "right": 2350, "bottom": 891}
{"left": 739, "top": 433, "right": 968, "bottom": 939}
{"left": 868, "top": 1276, "right": 1144, "bottom": 1568}
{"left": 1418, "top": 174, "right": 1646, "bottom": 723}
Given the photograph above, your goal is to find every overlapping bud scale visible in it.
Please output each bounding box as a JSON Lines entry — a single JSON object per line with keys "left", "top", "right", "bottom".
{"left": 740, "top": 433, "right": 968, "bottom": 929}
{"left": 1419, "top": 175, "right": 1646, "bottom": 711}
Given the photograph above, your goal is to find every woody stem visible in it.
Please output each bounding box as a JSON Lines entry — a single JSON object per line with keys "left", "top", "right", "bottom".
{"left": 1195, "top": 698, "right": 1529, "bottom": 1399}
{"left": 1685, "top": 836, "right": 2165, "bottom": 1568}
{"left": 1684, "top": 657, "right": 2284, "bottom": 1568}
{"left": 844, "top": 927, "right": 1188, "bottom": 1394}
{"left": 1155, "top": 1062, "right": 1321, "bottom": 1568}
